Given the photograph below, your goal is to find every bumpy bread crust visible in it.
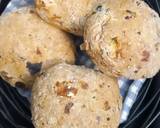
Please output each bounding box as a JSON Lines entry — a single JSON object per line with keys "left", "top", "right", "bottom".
{"left": 35, "top": 0, "right": 107, "bottom": 36}
{"left": 32, "top": 63, "right": 122, "bottom": 128}
{"left": 83, "top": 0, "right": 160, "bottom": 79}
{"left": 0, "top": 7, "right": 75, "bottom": 88}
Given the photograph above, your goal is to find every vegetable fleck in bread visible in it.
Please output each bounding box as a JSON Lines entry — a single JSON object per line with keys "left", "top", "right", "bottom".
{"left": 35, "top": 0, "right": 107, "bottom": 36}
{"left": 83, "top": 0, "right": 160, "bottom": 79}
{"left": 0, "top": 7, "right": 75, "bottom": 88}
{"left": 32, "top": 63, "right": 122, "bottom": 128}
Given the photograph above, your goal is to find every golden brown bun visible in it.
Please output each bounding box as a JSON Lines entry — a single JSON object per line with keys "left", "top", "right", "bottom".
{"left": 35, "top": 0, "right": 107, "bottom": 36}
{"left": 83, "top": 0, "right": 160, "bottom": 79}
{"left": 32, "top": 63, "right": 122, "bottom": 128}
{"left": 0, "top": 7, "right": 75, "bottom": 88}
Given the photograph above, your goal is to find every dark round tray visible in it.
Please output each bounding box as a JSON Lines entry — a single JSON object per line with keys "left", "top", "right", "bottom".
{"left": 0, "top": 0, "right": 160, "bottom": 128}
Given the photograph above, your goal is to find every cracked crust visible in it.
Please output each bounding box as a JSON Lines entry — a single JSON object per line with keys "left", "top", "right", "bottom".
{"left": 31, "top": 63, "right": 122, "bottom": 128}
{"left": 35, "top": 0, "right": 107, "bottom": 36}
{"left": 0, "top": 7, "right": 75, "bottom": 88}
{"left": 83, "top": 0, "right": 160, "bottom": 79}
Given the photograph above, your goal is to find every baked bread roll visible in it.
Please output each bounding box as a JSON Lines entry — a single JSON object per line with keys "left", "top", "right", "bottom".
{"left": 0, "top": 7, "right": 75, "bottom": 88}
{"left": 83, "top": 0, "right": 160, "bottom": 79}
{"left": 35, "top": 0, "right": 107, "bottom": 36}
{"left": 32, "top": 63, "right": 122, "bottom": 128}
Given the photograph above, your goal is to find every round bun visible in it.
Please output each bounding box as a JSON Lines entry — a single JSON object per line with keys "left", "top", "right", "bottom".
{"left": 83, "top": 0, "right": 160, "bottom": 79}
{"left": 0, "top": 7, "right": 75, "bottom": 88}
{"left": 35, "top": 0, "right": 107, "bottom": 36}
{"left": 32, "top": 63, "right": 122, "bottom": 128}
